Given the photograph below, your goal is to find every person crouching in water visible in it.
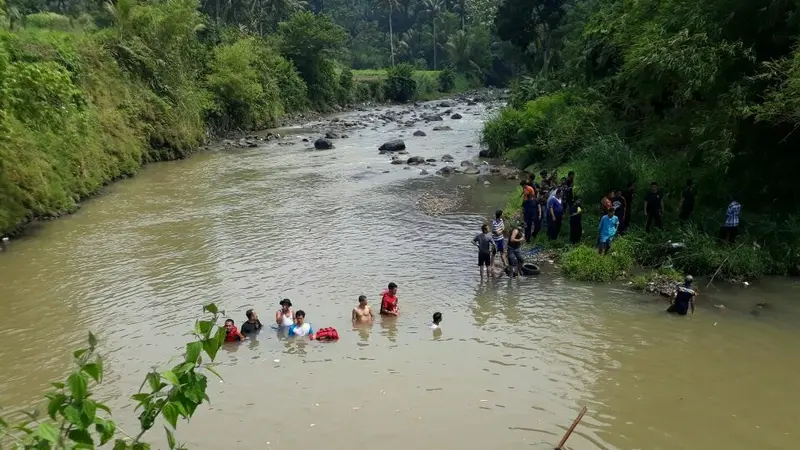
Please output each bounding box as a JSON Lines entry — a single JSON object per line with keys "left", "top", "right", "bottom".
{"left": 667, "top": 276, "right": 697, "bottom": 316}
{"left": 430, "top": 312, "right": 443, "bottom": 329}
{"left": 473, "top": 223, "right": 497, "bottom": 280}
{"left": 224, "top": 319, "right": 245, "bottom": 342}
{"left": 276, "top": 299, "right": 294, "bottom": 327}
{"left": 508, "top": 225, "right": 525, "bottom": 278}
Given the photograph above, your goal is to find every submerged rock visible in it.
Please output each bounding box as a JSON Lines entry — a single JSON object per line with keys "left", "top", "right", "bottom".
{"left": 325, "top": 131, "right": 340, "bottom": 139}
{"left": 413, "top": 130, "right": 427, "bottom": 137}
{"left": 436, "top": 166, "right": 455, "bottom": 175}
{"left": 438, "top": 101, "right": 452, "bottom": 108}
{"left": 441, "top": 154, "right": 455, "bottom": 162}
{"left": 314, "top": 138, "right": 334, "bottom": 150}
{"left": 407, "top": 156, "right": 426, "bottom": 165}
{"left": 433, "top": 126, "right": 452, "bottom": 131}
{"left": 422, "top": 114, "right": 443, "bottom": 122}
{"left": 451, "top": 113, "right": 463, "bottom": 119}
{"left": 378, "top": 139, "right": 406, "bottom": 152}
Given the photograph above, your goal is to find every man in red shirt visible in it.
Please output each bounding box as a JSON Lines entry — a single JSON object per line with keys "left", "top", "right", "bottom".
{"left": 380, "top": 282, "right": 399, "bottom": 316}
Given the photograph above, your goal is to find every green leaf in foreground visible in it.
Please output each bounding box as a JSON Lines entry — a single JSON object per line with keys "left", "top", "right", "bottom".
{"left": 36, "top": 422, "right": 59, "bottom": 442}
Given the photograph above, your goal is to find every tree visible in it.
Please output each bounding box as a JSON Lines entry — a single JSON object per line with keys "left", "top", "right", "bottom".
{"left": 279, "top": 11, "right": 347, "bottom": 106}
{"left": 374, "top": 0, "right": 397, "bottom": 66}
{"left": 423, "top": 0, "right": 444, "bottom": 69}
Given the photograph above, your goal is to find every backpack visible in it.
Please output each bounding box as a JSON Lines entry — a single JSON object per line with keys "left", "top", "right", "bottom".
{"left": 314, "top": 327, "right": 339, "bottom": 341}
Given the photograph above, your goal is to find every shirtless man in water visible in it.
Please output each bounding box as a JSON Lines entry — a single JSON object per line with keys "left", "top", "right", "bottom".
{"left": 352, "top": 295, "right": 374, "bottom": 323}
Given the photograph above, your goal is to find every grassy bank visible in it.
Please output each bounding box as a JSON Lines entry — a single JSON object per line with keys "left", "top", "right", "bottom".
{"left": 480, "top": 0, "right": 800, "bottom": 282}
{"left": 0, "top": 5, "right": 482, "bottom": 237}
{"left": 502, "top": 186, "right": 782, "bottom": 285}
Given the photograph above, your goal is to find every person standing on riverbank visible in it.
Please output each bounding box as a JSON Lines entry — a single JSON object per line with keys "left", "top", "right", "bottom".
{"left": 352, "top": 295, "right": 374, "bottom": 323}
{"left": 491, "top": 210, "right": 507, "bottom": 269}
{"left": 597, "top": 208, "right": 619, "bottom": 255}
{"left": 644, "top": 182, "right": 663, "bottom": 232}
{"left": 622, "top": 182, "right": 635, "bottom": 231}
{"left": 601, "top": 190, "right": 613, "bottom": 214}
{"left": 380, "top": 282, "right": 399, "bottom": 316}
{"left": 240, "top": 309, "right": 263, "bottom": 335}
{"left": 473, "top": 223, "right": 497, "bottom": 280}
{"left": 720, "top": 197, "right": 742, "bottom": 243}
{"left": 612, "top": 189, "right": 627, "bottom": 225}
{"left": 523, "top": 194, "right": 542, "bottom": 243}
{"left": 547, "top": 190, "right": 564, "bottom": 240}
{"left": 678, "top": 179, "right": 697, "bottom": 223}
{"left": 569, "top": 197, "right": 583, "bottom": 244}
{"left": 667, "top": 276, "right": 697, "bottom": 315}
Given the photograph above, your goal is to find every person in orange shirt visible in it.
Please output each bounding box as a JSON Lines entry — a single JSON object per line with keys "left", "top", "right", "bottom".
{"left": 380, "top": 282, "right": 399, "bottom": 316}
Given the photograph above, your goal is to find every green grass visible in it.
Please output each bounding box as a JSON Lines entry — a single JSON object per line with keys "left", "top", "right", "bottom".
{"left": 353, "top": 68, "right": 441, "bottom": 82}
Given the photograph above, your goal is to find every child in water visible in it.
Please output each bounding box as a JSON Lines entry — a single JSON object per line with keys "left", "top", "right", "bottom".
{"left": 430, "top": 312, "right": 443, "bottom": 329}
{"left": 224, "top": 319, "right": 245, "bottom": 342}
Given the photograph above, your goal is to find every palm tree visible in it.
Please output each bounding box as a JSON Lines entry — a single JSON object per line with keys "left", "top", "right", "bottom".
{"left": 423, "top": 0, "right": 444, "bottom": 69}
{"left": 375, "top": 0, "right": 397, "bottom": 66}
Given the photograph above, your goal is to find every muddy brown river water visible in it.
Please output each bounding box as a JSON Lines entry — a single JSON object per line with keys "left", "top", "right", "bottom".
{"left": 1, "top": 99, "right": 799, "bottom": 449}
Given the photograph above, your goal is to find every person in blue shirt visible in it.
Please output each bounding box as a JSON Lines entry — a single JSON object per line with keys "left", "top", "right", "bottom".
{"left": 597, "top": 208, "right": 619, "bottom": 255}
{"left": 546, "top": 189, "right": 564, "bottom": 240}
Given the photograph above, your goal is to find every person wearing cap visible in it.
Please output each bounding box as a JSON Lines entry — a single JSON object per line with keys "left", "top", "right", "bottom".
{"left": 275, "top": 299, "right": 295, "bottom": 327}
{"left": 667, "top": 276, "right": 697, "bottom": 316}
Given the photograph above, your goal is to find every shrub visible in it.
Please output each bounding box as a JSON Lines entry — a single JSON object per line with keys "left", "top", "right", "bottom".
{"left": 413, "top": 70, "right": 438, "bottom": 99}
{"left": 206, "top": 38, "right": 268, "bottom": 130}
{"left": 338, "top": 67, "right": 354, "bottom": 104}
{"left": 384, "top": 63, "right": 417, "bottom": 102}
{"left": 438, "top": 66, "right": 455, "bottom": 92}
{"left": 560, "top": 238, "right": 634, "bottom": 282}
{"left": 481, "top": 107, "right": 524, "bottom": 156}
{"left": 24, "top": 12, "right": 73, "bottom": 31}
{"left": 572, "top": 134, "right": 655, "bottom": 203}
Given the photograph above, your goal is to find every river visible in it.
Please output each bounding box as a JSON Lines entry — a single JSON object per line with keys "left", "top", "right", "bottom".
{"left": 0, "top": 98, "right": 799, "bottom": 450}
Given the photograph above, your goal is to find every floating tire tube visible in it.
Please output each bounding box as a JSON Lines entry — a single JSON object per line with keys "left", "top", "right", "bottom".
{"left": 521, "top": 263, "right": 540, "bottom": 276}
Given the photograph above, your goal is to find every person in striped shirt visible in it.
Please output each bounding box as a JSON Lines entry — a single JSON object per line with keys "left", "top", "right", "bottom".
{"left": 491, "top": 210, "right": 508, "bottom": 271}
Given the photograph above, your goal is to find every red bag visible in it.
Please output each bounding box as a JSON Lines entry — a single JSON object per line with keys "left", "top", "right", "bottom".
{"left": 314, "top": 327, "right": 339, "bottom": 341}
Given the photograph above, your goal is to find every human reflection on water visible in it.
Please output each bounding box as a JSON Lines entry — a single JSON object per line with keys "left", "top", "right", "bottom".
{"left": 379, "top": 316, "right": 398, "bottom": 342}
{"left": 246, "top": 336, "right": 260, "bottom": 350}
{"left": 432, "top": 327, "right": 443, "bottom": 340}
{"left": 352, "top": 322, "right": 373, "bottom": 343}
{"left": 283, "top": 338, "right": 309, "bottom": 356}
{"left": 470, "top": 279, "right": 526, "bottom": 327}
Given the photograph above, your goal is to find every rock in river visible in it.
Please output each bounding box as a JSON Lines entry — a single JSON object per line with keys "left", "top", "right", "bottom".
{"left": 413, "top": 130, "right": 427, "bottom": 137}
{"left": 378, "top": 139, "right": 406, "bottom": 152}
{"left": 314, "top": 138, "right": 334, "bottom": 150}
{"left": 451, "top": 113, "right": 463, "bottom": 119}
{"left": 433, "top": 126, "right": 452, "bottom": 131}
{"left": 460, "top": 160, "right": 475, "bottom": 167}
{"left": 325, "top": 131, "right": 340, "bottom": 139}
{"left": 463, "top": 167, "right": 480, "bottom": 175}
{"left": 478, "top": 149, "right": 490, "bottom": 157}
{"left": 390, "top": 157, "right": 404, "bottom": 165}
{"left": 436, "top": 166, "right": 455, "bottom": 175}
{"left": 407, "top": 156, "right": 426, "bottom": 165}
{"left": 422, "top": 114, "right": 443, "bottom": 122}
{"left": 438, "top": 101, "right": 452, "bottom": 107}
{"left": 441, "top": 154, "right": 455, "bottom": 162}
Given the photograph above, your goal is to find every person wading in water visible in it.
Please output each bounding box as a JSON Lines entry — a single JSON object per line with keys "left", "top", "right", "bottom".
{"left": 667, "top": 275, "right": 697, "bottom": 316}
{"left": 275, "top": 299, "right": 294, "bottom": 327}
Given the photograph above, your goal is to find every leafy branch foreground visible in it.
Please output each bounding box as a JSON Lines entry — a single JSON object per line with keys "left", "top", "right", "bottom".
{"left": 0, "top": 304, "right": 226, "bottom": 450}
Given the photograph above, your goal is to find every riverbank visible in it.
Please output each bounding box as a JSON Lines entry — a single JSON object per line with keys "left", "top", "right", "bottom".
{"left": 0, "top": 8, "right": 490, "bottom": 239}
{"left": 500, "top": 186, "right": 777, "bottom": 296}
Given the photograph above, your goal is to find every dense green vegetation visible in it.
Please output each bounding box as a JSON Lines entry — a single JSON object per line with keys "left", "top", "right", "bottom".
{"left": 0, "top": 0, "right": 514, "bottom": 236}
{"left": 487, "top": 0, "right": 800, "bottom": 281}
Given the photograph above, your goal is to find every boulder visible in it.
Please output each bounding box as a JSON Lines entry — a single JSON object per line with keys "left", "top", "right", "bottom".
{"left": 391, "top": 157, "right": 404, "bottom": 165}
{"left": 451, "top": 113, "right": 462, "bottom": 119}
{"left": 325, "top": 131, "right": 340, "bottom": 139}
{"left": 441, "top": 154, "right": 455, "bottom": 162}
{"left": 478, "top": 149, "right": 490, "bottom": 158}
{"left": 460, "top": 160, "right": 475, "bottom": 167}
{"left": 422, "top": 114, "right": 443, "bottom": 122}
{"left": 407, "top": 156, "right": 426, "bottom": 165}
{"left": 433, "top": 126, "right": 452, "bottom": 131}
{"left": 413, "top": 130, "right": 427, "bottom": 137}
{"left": 438, "top": 101, "right": 452, "bottom": 107}
{"left": 378, "top": 139, "right": 406, "bottom": 152}
{"left": 436, "top": 166, "right": 455, "bottom": 175}
{"left": 314, "top": 138, "right": 334, "bottom": 150}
